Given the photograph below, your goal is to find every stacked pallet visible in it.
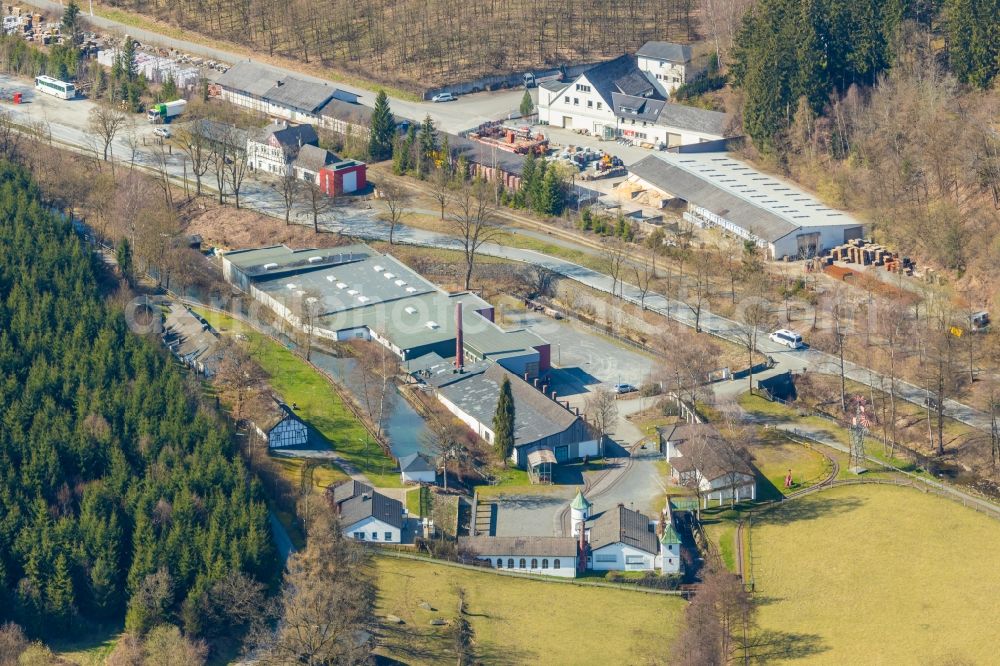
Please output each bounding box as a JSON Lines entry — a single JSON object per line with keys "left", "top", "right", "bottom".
{"left": 828, "top": 238, "right": 899, "bottom": 267}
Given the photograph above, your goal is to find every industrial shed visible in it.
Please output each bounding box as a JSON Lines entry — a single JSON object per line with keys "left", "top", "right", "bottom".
{"left": 215, "top": 61, "right": 359, "bottom": 124}
{"left": 628, "top": 152, "right": 865, "bottom": 259}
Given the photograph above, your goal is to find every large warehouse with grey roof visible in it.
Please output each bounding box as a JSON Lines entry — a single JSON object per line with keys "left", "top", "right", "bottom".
{"left": 627, "top": 151, "right": 865, "bottom": 259}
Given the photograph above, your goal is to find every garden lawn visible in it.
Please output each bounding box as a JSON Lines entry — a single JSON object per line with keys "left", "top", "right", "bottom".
{"left": 375, "top": 556, "right": 685, "bottom": 665}
{"left": 271, "top": 456, "right": 350, "bottom": 494}
{"left": 748, "top": 434, "right": 833, "bottom": 495}
{"left": 192, "top": 307, "right": 400, "bottom": 487}
{"left": 750, "top": 484, "right": 1000, "bottom": 664}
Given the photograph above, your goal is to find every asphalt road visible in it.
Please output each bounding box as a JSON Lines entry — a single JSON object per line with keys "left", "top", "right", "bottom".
{"left": 23, "top": 0, "right": 527, "bottom": 135}
{"left": 4, "top": 75, "right": 992, "bottom": 435}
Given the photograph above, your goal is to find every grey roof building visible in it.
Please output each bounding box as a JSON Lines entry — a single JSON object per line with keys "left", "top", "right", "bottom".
{"left": 655, "top": 103, "right": 728, "bottom": 136}
{"left": 399, "top": 452, "right": 436, "bottom": 475}
{"left": 294, "top": 144, "right": 338, "bottom": 173}
{"left": 257, "top": 121, "right": 319, "bottom": 151}
{"left": 626, "top": 151, "right": 865, "bottom": 259}
{"left": 329, "top": 479, "right": 374, "bottom": 506}
{"left": 216, "top": 61, "right": 359, "bottom": 120}
{"left": 459, "top": 536, "right": 579, "bottom": 557}
{"left": 636, "top": 41, "right": 693, "bottom": 64}
{"left": 339, "top": 490, "right": 404, "bottom": 530}
{"left": 589, "top": 505, "right": 659, "bottom": 555}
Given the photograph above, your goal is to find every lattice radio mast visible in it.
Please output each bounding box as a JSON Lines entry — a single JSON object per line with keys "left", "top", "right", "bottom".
{"left": 849, "top": 396, "right": 872, "bottom": 474}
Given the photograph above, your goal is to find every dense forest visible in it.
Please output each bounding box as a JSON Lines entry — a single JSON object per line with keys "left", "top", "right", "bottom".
{"left": 0, "top": 162, "right": 275, "bottom": 640}
{"left": 727, "top": 0, "right": 1000, "bottom": 305}
{"left": 102, "top": 0, "right": 698, "bottom": 90}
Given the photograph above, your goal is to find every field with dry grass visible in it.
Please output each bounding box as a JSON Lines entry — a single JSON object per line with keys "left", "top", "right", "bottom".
{"left": 750, "top": 484, "right": 1000, "bottom": 664}
{"left": 375, "top": 556, "right": 685, "bottom": 665}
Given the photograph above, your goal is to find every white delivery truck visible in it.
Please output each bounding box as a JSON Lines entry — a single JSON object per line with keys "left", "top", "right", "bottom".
{"left": 147, "top": 99, "right": 187, "bottom": 123}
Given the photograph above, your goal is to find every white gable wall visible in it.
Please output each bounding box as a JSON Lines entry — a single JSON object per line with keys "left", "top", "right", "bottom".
{"left": 590, "top": 542, "right": 656, "bottom": 571}
{"left": 401, "top": 469, "right": 436, "bottom": 484}
{"left": 344, "top": 516, "right": 402, "bottom": 543}
{"left": 538, "top": 73, "right": 617, "bottom": 134}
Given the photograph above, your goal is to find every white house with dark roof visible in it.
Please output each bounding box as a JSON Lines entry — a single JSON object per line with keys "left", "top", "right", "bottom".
{"left": 636, "top": 41, "right": 696, "bottom": 96}
{"left": 660, "top": 423, "right": 757, "bottom": 507}
{"left": 251, "top": 398, "right": 309, "bottom": 449}
{"left": 331, "top": 480, "right": 406, "bottom": 544}
{"left": 399, "top": 452, "right": 437, "bottom": 485}
{"left": 429, "top": 362, "right": 599, "bottom": 482}
{"left": 587, "top": 504, "right": 661, "bottom": 571}
{"left": 537, "top": 50, "right": 727, "bottom": 147}
{"left": 459, "top": 536, "right": 579, "bottom": 578}
{"left": 628, "top": 151, "right": 866, "bottom": 259}
{"left": 247, "top": 121, "right": 319, "bottom": 176}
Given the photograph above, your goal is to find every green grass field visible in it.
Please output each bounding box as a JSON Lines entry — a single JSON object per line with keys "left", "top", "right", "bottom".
{"left": 750, "top": 484, "right": 1000, "bottom": 664}
{"left": 271, "top": 456, "right": 350, "bottom": 494}
{"left": 192, "top": 307, "right": 401, "bottom": 487}
{"left": 375, "top": 556, "right": 686, "bottom": 665}
{"left": 749, "top": 434, "right": 833, "bottom": 496}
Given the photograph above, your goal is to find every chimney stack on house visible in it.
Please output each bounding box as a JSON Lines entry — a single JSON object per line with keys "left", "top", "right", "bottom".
{"left": 454, "top": 301, "right": 464, "bottom": 370}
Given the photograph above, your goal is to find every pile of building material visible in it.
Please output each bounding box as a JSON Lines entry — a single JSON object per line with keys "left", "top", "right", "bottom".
{"left": 97, "top": 48, "right": 202, "bottom": 88}
{"left": 828, "top": 238, "right": 913, "bottom": 273}
{"left": 467, "top": 121, "right": 549, "bottom": 156}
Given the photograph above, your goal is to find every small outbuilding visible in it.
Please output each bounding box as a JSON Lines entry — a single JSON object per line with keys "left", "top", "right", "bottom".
{"left": 254, "top": 400, "right": 309, "bottom": 449}
{"left": 318, "top": 159, "right": 367, "bottom": 195}
{"left": 587, "top": 504, "right": 660, "bottom": 572}
{"left": 399, "top": 452, "right": 437, "bottom": 485}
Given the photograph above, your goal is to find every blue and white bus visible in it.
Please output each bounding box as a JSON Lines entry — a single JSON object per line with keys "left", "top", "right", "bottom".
{"left": 35, "top": 75, "right": 76, "bottom": 100}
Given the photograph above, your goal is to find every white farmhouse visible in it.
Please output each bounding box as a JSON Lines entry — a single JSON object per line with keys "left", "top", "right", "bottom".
{"left": 586, "top": 504, "right": 661, "bottom": 572}
{"left": 332, "top": 480, "right": 405, "bottom": 544}
{"left": 660, "top": 423, "right": 757, "bottom": 507}
{"left": 458, "top": 536, "right": 580, "bottom": 578}
{"left": 247, "top": 121, "right": 319, "bottom": 177}
{"left": 399, "top": 452, "right": 437, "bottom": 485}
{"left": 636, "top": 41, "right": 695, "bottom": 96}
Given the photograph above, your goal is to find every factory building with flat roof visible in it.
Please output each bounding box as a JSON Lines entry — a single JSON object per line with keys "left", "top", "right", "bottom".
{"left": 221, "top": 244, "right": 550, "bottom": 379}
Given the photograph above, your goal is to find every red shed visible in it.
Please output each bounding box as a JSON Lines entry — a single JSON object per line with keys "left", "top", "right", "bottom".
{"left": 318, "top": 160, "right": 367, "bottom": 195}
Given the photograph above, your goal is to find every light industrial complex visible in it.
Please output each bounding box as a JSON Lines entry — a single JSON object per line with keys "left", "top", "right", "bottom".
{"left": 222, "top": 243, "right": 599, "bottom": 479}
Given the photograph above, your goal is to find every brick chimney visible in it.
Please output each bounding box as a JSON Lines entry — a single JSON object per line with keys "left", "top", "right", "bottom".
{"left": 454, "top": 301, "right": 463, "bottom": 370}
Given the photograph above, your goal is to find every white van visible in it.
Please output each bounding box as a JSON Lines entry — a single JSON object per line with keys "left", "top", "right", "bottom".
{"left": 769, "top": 329, "right": 803, "bottom": 349}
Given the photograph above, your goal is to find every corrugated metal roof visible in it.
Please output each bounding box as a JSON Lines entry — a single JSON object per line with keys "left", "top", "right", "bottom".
{"left": 216, "top": 61, "right": 277, "bottom": 97}
{"left": 319, "top": 97, "right": 374, "bottom": 125}
{"left": 459, "top": 536, "right": 578, "bottom": 557}
{"left": 655, "top": 103, "right": 728, "bottom": 137}
{"left": 589, "top": 505, "right": 658, "bottom": 555}
{"left": 636, "top": 41, "right": 693, "bottom": 63}
{"left": 216, "top": 61, "right": 337, "bottom": 113}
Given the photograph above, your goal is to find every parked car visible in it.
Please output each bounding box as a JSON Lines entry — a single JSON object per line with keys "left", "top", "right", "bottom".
{"left": 431, "top": 92, "right": 456, "bottom": 103}
{"left": 613, "top": 383, "right": 637, "bottom": 394}
{"left": 769, "top": 329, "right": 803, "bottom": 349}
{"left": 153, "top": 127, "right": 172, "bottom": 139}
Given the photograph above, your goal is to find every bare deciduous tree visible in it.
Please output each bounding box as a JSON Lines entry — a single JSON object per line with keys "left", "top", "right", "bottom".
{"left": 175, "top": 119, "right": 214, "bottom": 197}
{"left": 348, "top": 337, "right": 400, "bottom": 440}
{"left": 88, "top": 102, "right": 129, "bottom": 163}
{"left": 450, "top": 178, "right": 504, "bottom": 290}
{"left": 602, "top": 237, "right": 629, "bottom": 301}
{"left": 378, "top": 180, "right": 409, "bottom": 244}
{"left": 585, "top": 386, "right": 618, "bottom": 453}
{"left": 733, "top": 276, "right": 776, "bottom": 396}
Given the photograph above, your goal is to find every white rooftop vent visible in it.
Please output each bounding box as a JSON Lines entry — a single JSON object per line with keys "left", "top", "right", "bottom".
{"left": 326, "top": 275, "right": 335, "bottom": 282}
{"left": 357, "top": 296, "right": 371, "bottom": 304}
{"left": 286, "top": 283, "right": 297, "bottom": 290}
{"left": 404, "top": 306, "right": 417, "bottom": 315}
{"left": 347, "top": 289, "right": 359, "bottom": 296}
{"left": 307, "top": 256, "right": 322, "bottom": 263}
{"left": 383, "top": 272, "right": 396, "bottom": 279}
{"left": 394, "top": 279, "right": 407, "bottom": 287}
{"left": 336, "top": 282, "right": 347, "bottom": 289}
{"left": 405, "top": 287, "right": 418, "bottom": 293}
{"left": 373, "top": 264, "right": 385, "bottom": 272}
{"left": 426, "top": 321, "right": 439, "bottom": 329}
{"left": 263, "top": 262, "right": 278, "bottom": 270}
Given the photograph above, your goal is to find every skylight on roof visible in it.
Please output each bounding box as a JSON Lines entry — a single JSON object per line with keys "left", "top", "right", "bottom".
{"left": 336, "top": 282, "right": 347, "bottom": 289}
{"left": 383, "top": 272, "right": 396, "bottom": 279}
{"left": 286, "top": 283, "right": 297, "bottom": 290}
{"left": 426, "top": 321, "right": 439, "bottom": 329}
{"left": 263, "top": 262, "right": 278, "bottom": 270}
{"left": 404, "top": 306, "right": 417, "bottom": 315}
{"left": 347, "top": 289, "right": 359, "bottom": 296}
{"left": 394, "top": 279, "right": 407, "bottom": 287}
{"left": 307, "top": 256, "right": 322, "bottom": 263}
{"left": 405, "top": 287, "right": 417, "bottom": 293}
{"left": 326, "top": 276, "right": 335, "bottom": 282}
{"left": 357, "top": 296, "right": 370, "bottom": 303}
{"left": 373, "top": 264, "right": 385, "bottom": 272}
